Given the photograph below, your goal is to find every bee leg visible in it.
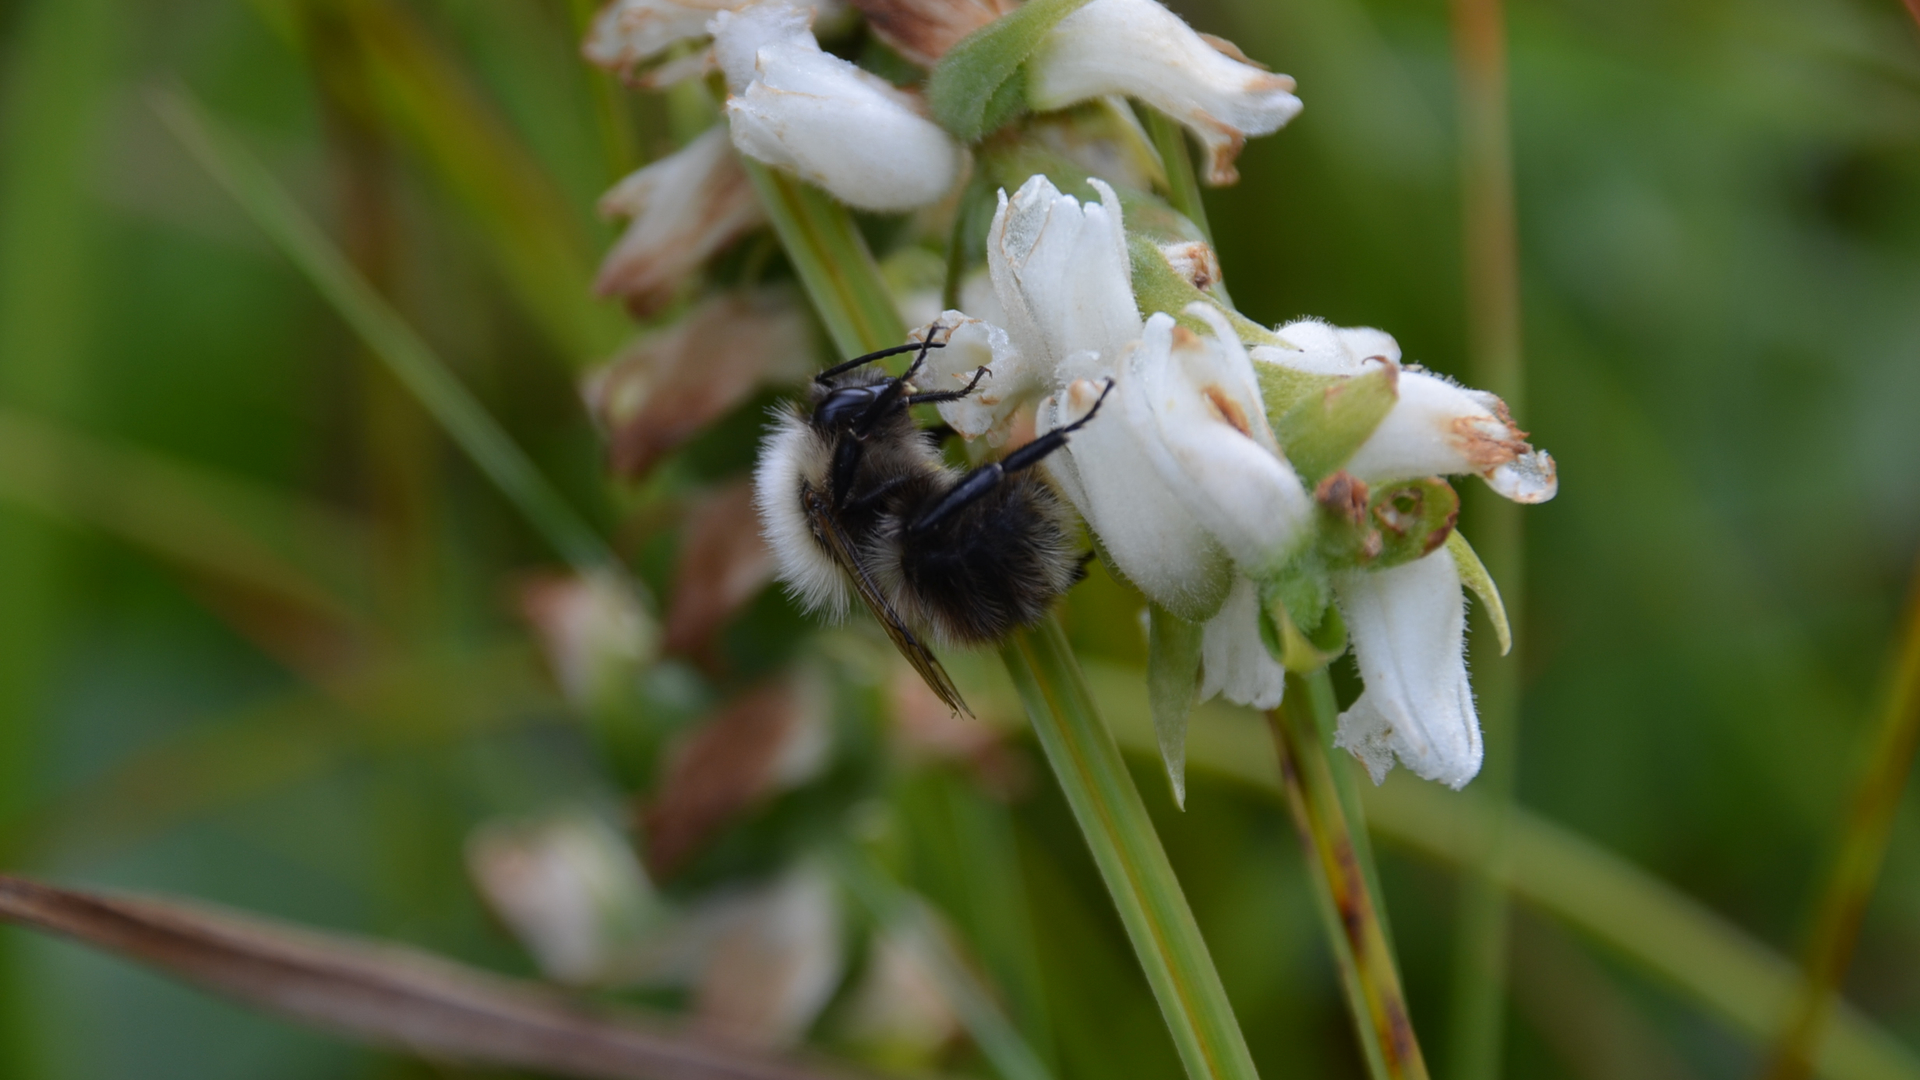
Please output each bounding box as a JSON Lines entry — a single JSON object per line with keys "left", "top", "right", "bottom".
{"left": 1071, "top": 550, "right": 1098, "bottom": 584}
{"left": 814, "top": 336, "right": 946, "bottom": 385}
{"left": 843, "top": 473, "right": 913, "bottom": 515}
{"left": 905, "top": 366, "right": 990, "bottom": 406}
{"left": 907, "top": 378, "right": 1115, "bottom": 536}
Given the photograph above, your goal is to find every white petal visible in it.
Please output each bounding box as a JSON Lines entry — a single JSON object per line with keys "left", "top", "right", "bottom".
{"left": 1043, "top": 378, "right": 1232, "bottom": 621}
{"left": 594, "top": 126, "right": 764, "bottom": 314}
{"left": 1254, "top": 318, "right": 1401, "bottom": 376}
{"left": 986, "top": 175, "right": 1141, "bottom": 375}
{"left": 1123, "top": 311, "right": 1312, "bottom": 575}
{"left": 1333, "top": 550, "right": 1481, "bottom": 789}
{"left": 1199, "top": 575, "right": 1285, "bottom": 709}
{"left": 915, "top": 312, "right": 1033, "bottom": 444}
{"left": 1343, "top": 370, "right": 1551, "bottom": 497}
{"left": 585, "top": 0, "right": 843, "bottom": 75}
{"left": 711, "top": 4, "right": 961, "bottom": 212}
{"left": 1026, "top": 0, "right": 1301, "bottom": 184}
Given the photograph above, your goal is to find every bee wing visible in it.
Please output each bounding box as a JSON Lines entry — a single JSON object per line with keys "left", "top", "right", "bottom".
{"left": 805, "top": 495, "right": 973, "bottom": 718}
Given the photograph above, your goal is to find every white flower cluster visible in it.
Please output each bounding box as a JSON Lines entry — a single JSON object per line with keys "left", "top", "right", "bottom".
{"left": 581, "top": 0, "right": 1555, "bottom": 791}
{"left": 918, "top": 177, "right": 1556, "bottom": 789}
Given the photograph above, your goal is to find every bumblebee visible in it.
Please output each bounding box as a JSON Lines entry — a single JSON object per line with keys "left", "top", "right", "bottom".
{"left": 754, "top": 332, "right": 1112, "bottom": 715}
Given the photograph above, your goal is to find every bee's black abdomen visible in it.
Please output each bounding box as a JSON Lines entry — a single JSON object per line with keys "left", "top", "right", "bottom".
{"left": 897, "top": 473, "right": 1079, "bottom": 644}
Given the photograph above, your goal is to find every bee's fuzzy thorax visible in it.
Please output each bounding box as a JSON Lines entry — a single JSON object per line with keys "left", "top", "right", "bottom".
{"left": 753, "top": 406, "right": 848, "bottom": 619}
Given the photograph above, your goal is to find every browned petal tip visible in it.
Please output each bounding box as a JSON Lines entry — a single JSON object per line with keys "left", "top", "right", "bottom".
{"left": 848, "top": 0, "right": 1016, "bottom": 66}
{"left": 666, "top": 481, "right": 775, "bottom": 657}
{"left": 642, "top": 678, "right": 824, "bottom": 878}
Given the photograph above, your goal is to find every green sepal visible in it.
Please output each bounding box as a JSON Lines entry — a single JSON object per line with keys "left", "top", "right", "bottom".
{"left": 1257, "top": 568, "right": 1348, "bottom": 675}
{"left": 927, "top": 0, "right": 1093, "bottom": 140}
{"left": 1127, "top": 235, "right": 1282, "bottom": 345}
{"left": 1273, "top": 365, "right": 1399, "bottom": 484}
{"left": 1368, "top": 477, "right": 1460, "bottom": 568}
{"left": 1447, "top": 530, "right": 1512, "bottom": 655}
{"left": 1147, "top": 603, "right": 1205, "bottom": 809}
{"left": 1254, "top": 363, "right": 1341, "bottom": 430}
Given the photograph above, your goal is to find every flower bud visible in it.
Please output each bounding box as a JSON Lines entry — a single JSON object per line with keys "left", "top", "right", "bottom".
{"left": 594, "top": 126, "right": 764, "bottom": 316}
{"left": 712, "top": 3, "right": 963, "bottom": 211}
{"left": 1025, "top": 0, "right": 1302, "bottom": 184}
{"left": 1333, "top": 548, "right": 1481, "bottom": 789}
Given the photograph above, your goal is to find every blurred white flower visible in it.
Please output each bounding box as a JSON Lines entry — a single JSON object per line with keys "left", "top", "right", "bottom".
{"left": 711, "top": 3, "right": 962, "bottom": 211}
{"left": 1256, "top": 319, "right": 1558, "bottom": 503}
{"left": 583, "top": 0, "right": 842, "bottom": 79}
{"left": 466, "top": 813, "right": 659, "bottom": 986}
{"left": 594, "top": 127, "right": 764, "bottom": 316}
{"left": 1333, "top": 548, "right": 1481, "bottom": 789}
{"left": 518, "top": 570, "right": 656, "bottom": 706}
{"left": 1025, "top": 0, "right": 1302, "bottom": 184}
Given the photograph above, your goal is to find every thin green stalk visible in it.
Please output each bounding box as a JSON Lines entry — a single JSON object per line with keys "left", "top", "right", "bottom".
{"left": 1270, "top": 676, "right": 1429, "bottom": 1080}
{"left": 1002, "top": 617, "right": 1259, "bottom": 1080}
{"left": 832, "top": 848, "right": 1055, "bottom": 1080}
{"left": 1447, "top": 0, "right": 1526, "bottom": 1069}
{"left": 1300, "top": 669, "right": 1397, "bottom": 956}
{"left": 157, "top": 89, "right": 617, "bottom": 577}
{"left": 1142, "top": 108, "right": 1212, "bottom": 244}
{"left": 1764, "top": 556, "right": 1920, "bottom": 1080}
{"left": 737, "top": 158, "right": 905, "bottom": 357}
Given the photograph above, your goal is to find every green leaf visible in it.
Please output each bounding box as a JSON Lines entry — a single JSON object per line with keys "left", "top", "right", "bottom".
{"left": 927, "top": 0, "right": 1092, "bottom": 140}
{"left": 1127, "top": 236, "right": 1279, "bottom": 345}
{"left": 1447, "top": 531, "right": 1512, "bottom": 656}
{"left": 1147, "top": 604, "right": 1205, "bottom": 809}
{"left": 1273, "top": 366, "right": 1400, "bottom": 484}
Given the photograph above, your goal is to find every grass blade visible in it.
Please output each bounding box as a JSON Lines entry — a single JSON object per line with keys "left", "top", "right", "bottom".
{"left": 1764, "top": 557, "right": 1920, "bottom": 1080}
{"left": 1001, "top": 618, "right": 1259, "bottom": 1080}
{"left": 737, "top": 160, "right": 906, "bottom": 358}
{"left": 0, "top": 874, "right": 866, "bottom": 1080}
{"left": 155, "top": 88, "right": 617, "bottom": 577}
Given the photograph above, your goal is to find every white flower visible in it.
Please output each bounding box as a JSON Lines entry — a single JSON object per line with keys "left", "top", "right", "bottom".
{"left": 583, "top": 0, "right": 842, "bottom": 78}
{"left": 984, "top": 174, "right": 1140, "bottom": 376}
{"left": 595, "top": 126, "right": 764, "bottom": 315}
{"left": 1256, "top": 319, "right": 1559, "bottom": 503}
{"left": 1025, "top": 0, "right": 1302, "bottom": 185}
{"left": 1200, "top": 575, "right": 1286, "bottom": 709}
{"left": 466, "top": 812, "right": 659, "bottom": 985}
{"left": 518, "top": 570, "right": 657, "bottom": 706}
{"left": 711, "top": 3, "right": 962, "bottom": 212}
{"left": 1333, "top": 548, "right": 1481, "bottom": 789}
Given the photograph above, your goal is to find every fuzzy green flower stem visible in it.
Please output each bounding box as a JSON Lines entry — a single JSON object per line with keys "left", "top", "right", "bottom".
{"left": 1002, "top": 618, "right": 1261, "bottom": 1080}
{"left": 1270, "top": 673, "right": 1430, "bottom": 1080}
{"left": 1764, "top": 555, "right": 1920, "bottom": 1080}
{"left": 1447, "top": 0, "right": 1525, "bottom": 1070}
{"left": 1142, "top": 109, "right": 1212, "bottom": 245}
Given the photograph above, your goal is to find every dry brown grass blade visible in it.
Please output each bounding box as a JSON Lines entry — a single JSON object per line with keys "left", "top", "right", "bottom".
{"left": 0, "top": 874, "right": 860, "bottom": 1080}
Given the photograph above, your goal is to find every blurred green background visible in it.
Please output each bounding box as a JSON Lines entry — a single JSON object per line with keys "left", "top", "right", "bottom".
{"left": 1, "top": 0, "right": 1917, "bottom": 1077}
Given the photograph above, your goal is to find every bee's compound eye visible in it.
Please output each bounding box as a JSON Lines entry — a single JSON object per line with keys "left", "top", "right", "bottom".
{"left": 816, "top": 386, "right": 881, "bottom": 428}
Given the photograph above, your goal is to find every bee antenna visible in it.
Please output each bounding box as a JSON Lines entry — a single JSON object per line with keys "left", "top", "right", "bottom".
{"left": 1057, "top": 378, "right": 1117, "bottom": 435}
{"left": 814, "top": 338, "right": 946, "bottom": 385}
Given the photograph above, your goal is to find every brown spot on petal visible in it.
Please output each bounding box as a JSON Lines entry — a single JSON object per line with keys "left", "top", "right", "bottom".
{"left": 1160, "top": 241, "right": 1222, "bottom": 291}
{"left": 1202, "top": 385, "right": 1254, "bottom": 437}
{"left": 643, "top": 678, "right": 822, "bottom": 878}
{"left": 665, "top": 481, "right": 775, "bottom": 659}
{"left": 849, "top": 0, "right": 1015, "bottom": 65}
{"left": 1447, "top": 413, "right": 1532, "bottom": 470}
{"left": 582, "top": 291, "right": 811, "bottom": 480}
{"left": 1315, "top": 470, "right": 1370, "bottom": 525}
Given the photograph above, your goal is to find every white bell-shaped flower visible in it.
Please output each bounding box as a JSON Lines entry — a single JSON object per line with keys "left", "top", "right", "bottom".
{"left": 985, "top": 174, "right": 1142, "bottom": 375}
{"left": 1256, "top": 319, "right": 1558, "bottom": 503}
{"left": 1122, "top": 307, "right": 1313, "bottom": 576}
{"left": 914, "top": 311, "right": 1033, "bottom": 445}
{"left": 1025, "top": 0, "right": 1302, "bottom": 184}
{"left": 595, "top": 126, "right": 764, "bottom": 315}
{"left": 1333, "top": 548, "right": 1481, "bottom": 789}
{"left": 711, "top": 3, "right": 962, "bottom": 212}
{"left": 1200, "top": 575, "right": 1286, "bottom": 709}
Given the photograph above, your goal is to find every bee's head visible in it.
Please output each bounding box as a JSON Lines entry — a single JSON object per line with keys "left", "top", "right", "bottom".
{"left": 810, "top": 374, "right": 890, "bottom": 431}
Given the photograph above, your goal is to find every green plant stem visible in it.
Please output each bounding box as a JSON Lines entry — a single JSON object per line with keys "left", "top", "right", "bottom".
{"left": 1001, "top": 617, "right": 1259, "bottom": 1080}
{"left": 737, "top": 159, "right": 905, "bottom": 357}
{"left": 1270, "top": 675, "right": 1429, "bottom": 1080}
{"left": 1447, "top": 0, "right": 1525, "bottom": 1068}
{"left": 1764, "top": 556, "right": 1920, "bottom": 1080}
{"left": 1142, "top": 109, "right": 1212, "bottom": 244}
{"left": 157, "top": 89, "right": 618, "bottom": 578}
